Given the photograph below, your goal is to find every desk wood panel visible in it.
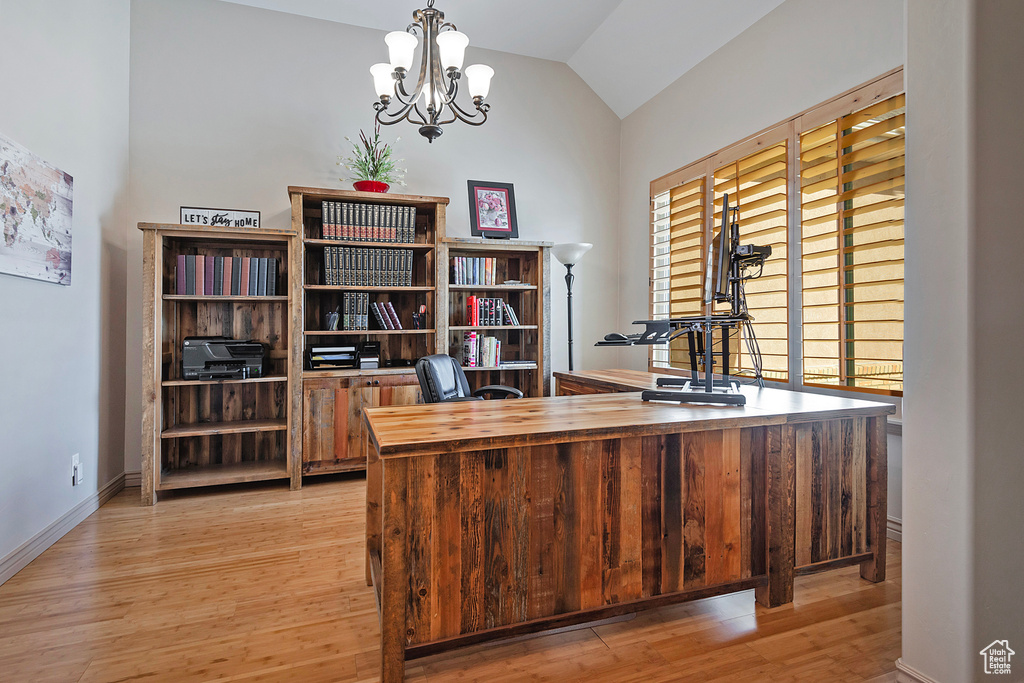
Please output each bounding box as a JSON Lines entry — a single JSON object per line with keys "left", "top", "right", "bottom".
{"left": 377, "top": 430, "right": 768, "bottom": 651}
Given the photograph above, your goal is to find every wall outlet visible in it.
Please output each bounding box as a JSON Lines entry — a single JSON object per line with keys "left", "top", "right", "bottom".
{"left": 72, "top": 453, "right": 81, "bottom": 486}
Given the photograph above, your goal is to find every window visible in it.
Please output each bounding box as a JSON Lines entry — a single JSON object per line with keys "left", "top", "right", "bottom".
{"left": 649, "top": 70, "right": 904, "bottom": 396}
{"left": 713, "top": 142, "right": 789, "bottom": 381}
{"left": 801, "top": 94, "right": 905, "bottom": 394}
{"left": 650, "top": 177, "right": 705, "bottom": 369}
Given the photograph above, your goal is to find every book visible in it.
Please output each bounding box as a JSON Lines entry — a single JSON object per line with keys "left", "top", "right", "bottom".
{"left": 239, "top": 257, "right": 250, "bottom": 295}
{"left": 463, "top": 331, "right": 478, "bottom": 367}
{"left": 503, "top": 300, "right": 520, "bottom": 326}
{"left": 371, "top": 302, "right": 389, "bottom": 330}
{"left": 248, "top": 257, "right": 258, "bottom": 297}
{"left": 267, "top": 258, "right": 278, "bottom": 296}
{"left": 384, "top": 301, "right": 402, "bottom": 330}
{"left": 213, "top": 256, "right": 223, "bottom": 295}
{"left": 195, "top": 255, "right": 206, "bottom": 296}
{"left": 257, "top": 258, "right": 268, "bottom": 296}
{"left": 231, "top": 256, "right": 241, "bottom": 295}
{"left": 176, "top": 255, "right": 186, "bottom": 294}
{"left": 222, "top": 257, "right": 232, "bottom": 295}
{"left": 204, "top": 255, "right": 215, "bottom": 295}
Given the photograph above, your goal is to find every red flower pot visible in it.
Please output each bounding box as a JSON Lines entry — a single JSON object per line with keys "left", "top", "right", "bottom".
{"left": 353, "top": 180, "right": 390, "bottom": 193}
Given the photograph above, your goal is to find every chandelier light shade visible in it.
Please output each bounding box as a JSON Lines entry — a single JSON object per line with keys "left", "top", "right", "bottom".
{"left": 371, "top": 0, "right": 493, "bottom": 143}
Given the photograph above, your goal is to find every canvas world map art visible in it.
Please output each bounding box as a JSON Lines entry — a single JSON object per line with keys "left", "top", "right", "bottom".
{"left": 0, "top": 132, "right": 73, "bottom": 285}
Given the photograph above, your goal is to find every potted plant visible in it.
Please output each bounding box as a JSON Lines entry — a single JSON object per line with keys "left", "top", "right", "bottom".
{"left": 338, "top": 122, "right": 407, "bottom": 193}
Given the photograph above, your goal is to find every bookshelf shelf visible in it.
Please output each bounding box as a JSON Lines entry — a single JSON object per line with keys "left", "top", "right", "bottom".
{"left": 161, "top": 418, "right": 288, "bottom": 439}
{"left": 139, "top": 222, "right": 300, "bottom": 505}
{"left": 303, "top": 285, "right": 433, "bottom": 292}
{"left": 304, "top": 329, "right": 435, "bottom": 336}
{"left": 157, "top": 461, "right": 289, "bottom": 491}
{"left": 305, "top": 239, "right": 434, "bottom": 250}
{"left": 449, "top": 284, "right": 537, "bottom": 291}
{"left": 163, "top": 295, "right": 289, "bottom": 302}
{"left": 450, "top": 325, "right": 539, "bottom": 331}
{"left": 161, "top": 374, "right": 288, "bottom": 387}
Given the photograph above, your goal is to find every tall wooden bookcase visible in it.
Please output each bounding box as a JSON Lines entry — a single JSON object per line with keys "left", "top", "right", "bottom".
{"left": 139, "top": 222, "right": 302, "bottom": 505}
{"left": 439, "top": 237, "right": 552, "bottom": 397}
{"left": 291, "top": 187, "right": 447, "bottom": 476}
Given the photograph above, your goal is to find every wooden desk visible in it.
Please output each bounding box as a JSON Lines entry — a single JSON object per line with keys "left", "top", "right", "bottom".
{"left": 363, "top": 386, "right": 893, "bottom": 682}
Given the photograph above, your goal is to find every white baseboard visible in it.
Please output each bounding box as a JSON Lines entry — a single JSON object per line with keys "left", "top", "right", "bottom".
{"left": 0, "top": 473, "right": 126, "bottom": 586}
{"left": 896, "top": 658, "right": 942, "bottom": 683}
{"left": 124, "top": 469, "right": 142, "bottom": 487}
{"left": 888, "top": 515, "right": 902, "bottom": 542}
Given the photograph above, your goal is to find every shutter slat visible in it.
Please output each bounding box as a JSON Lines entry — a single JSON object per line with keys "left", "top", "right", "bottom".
{"left": 801, "top": 93, "right": 904, "bottom": 394}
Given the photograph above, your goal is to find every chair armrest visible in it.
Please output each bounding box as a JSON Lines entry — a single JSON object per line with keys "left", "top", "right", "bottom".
{"left": 473, "top": 384, "right": 524, "bottom": 400}
{"left": 441, "top": 396, "right": 484, "bottom": 402}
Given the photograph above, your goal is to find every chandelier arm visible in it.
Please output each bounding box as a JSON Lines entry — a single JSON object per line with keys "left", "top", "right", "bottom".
{"left": 375, "top": 97, "right": 420, "bottom": 126}
{"left": 444, "top": 80, "right": 487, "bottom": 124}
{"left": 392, "top": 76, "right": 422, "bottom": 108}
{"left": 445, "top": 99, "right": 489, "bottom": 126}
{"left": 411, "top": 101, "right": 431, "bottom": 126}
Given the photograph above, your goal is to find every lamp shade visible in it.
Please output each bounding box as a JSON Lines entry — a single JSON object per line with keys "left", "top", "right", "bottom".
{"left": 464, "top": 64, "right": 494, "bottom": 99}
{"left": 370, "top": 63, "right": 395, "bottom": 98}
{"left": 385, "top": 31, "right": 417, "bottom": 71}
{"left": 552, "top": 242, "right": 593, "bottom": 265}
{"left": 436, "top": 30, "right": 469, "bottom": 71}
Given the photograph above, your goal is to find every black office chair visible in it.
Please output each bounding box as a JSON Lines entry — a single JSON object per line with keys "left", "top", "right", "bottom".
{"left": 415, "top": 354, "right": 524, "bottom": 403}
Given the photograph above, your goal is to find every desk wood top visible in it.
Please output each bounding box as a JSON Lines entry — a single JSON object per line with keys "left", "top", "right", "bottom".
{"left": 553, "top": 368, "right": 674, "bottom": 392}
{"left": 364, "top": 384, "right": 894, "bottom": 457}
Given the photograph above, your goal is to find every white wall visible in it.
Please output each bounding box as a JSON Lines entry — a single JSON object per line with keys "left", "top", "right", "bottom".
{"left": 902, "top": 1, "right": 1024, "bottom": 681}
{"left": 123, "top": 0, "right": 621, "bottom": 474}
{"left": 0, "top": 0, "right": 130, "bottom": 567}
{"left": 970, "top": 0, "right": 1024, "bottom": 670}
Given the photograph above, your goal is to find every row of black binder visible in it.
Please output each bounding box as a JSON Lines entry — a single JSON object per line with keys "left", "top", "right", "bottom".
{"left": 323, "top": 247, "right": 413, "bottom": 287}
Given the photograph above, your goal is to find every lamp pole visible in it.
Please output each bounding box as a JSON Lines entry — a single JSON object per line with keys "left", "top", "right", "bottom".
{"left": 564, "top": 263, "right": 576, "bottom": 371}
{"left": 552, "top": 242, "right": 591, "bottom": 374}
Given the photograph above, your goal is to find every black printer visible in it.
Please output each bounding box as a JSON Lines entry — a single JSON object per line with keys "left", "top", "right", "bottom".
{"left": 182, "top": 337, "right": 266, "bottom": 380}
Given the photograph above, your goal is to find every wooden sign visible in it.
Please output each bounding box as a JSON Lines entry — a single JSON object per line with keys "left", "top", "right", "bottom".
{"left": 180, "top": 207, "right": 261, "bottom": 229}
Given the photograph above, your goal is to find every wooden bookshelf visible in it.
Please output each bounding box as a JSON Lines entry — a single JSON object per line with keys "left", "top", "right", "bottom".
{"left": 291, "top": 187, "right": 447, "bottom": 476}
{"left": 440, "top": 237, "right": 552, "bottom": 397}
{"left": 139, "top": 223, "right": 301, "bottom": 505}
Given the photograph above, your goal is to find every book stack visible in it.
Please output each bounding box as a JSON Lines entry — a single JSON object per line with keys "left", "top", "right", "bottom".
{"left": 175, "top": 255, "right": 278, "bottom": 296}
{"left": 323, "top": 247, "right": 413, "bottom": 287}
{"left": 462, "top": 332, "right": 501, "bottom": 368}
{"left": 341, "top": 292, "right": 369, "bottom": 330}
{"left": 451, "top": 257, "right": 497, "bottom": 285}
{"left": 465, "top": 296, "right": 519, "bottom": 326}
{"left": 370, "top": 301, "right": 404, "bottom": 330}
{"left": 320, "top": 201, "right": 417, "bottom": 243}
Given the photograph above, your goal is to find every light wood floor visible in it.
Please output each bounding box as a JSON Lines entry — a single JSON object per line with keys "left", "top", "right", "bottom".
{"left": 0, "top": 478, "right": 901, "bottom": 682}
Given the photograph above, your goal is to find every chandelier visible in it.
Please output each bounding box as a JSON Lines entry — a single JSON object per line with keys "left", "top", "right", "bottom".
{"left": 370, "top": 0, "right": 494, "bottom": 143}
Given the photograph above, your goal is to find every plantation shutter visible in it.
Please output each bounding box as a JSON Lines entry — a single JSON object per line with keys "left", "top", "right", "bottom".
{"left": 650, "top": 177, "right": 705, "bottom": 370}
{"left": 712, "top": 142, "right": 789, "bottom": 381}
{"left": 800, "top": 94, "right": 905, "bottom": 394}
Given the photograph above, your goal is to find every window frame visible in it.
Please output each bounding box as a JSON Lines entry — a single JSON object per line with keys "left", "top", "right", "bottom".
{"left": 648, "top": 67, "right": 904, "bottom": 400}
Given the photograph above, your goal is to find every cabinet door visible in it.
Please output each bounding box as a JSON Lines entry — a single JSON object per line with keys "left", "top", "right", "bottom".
{"left": 353, "top": 373, "right": 423, "bottom": 464}
{"left": 302, "top": 377, "right": 365, "bottom": 474}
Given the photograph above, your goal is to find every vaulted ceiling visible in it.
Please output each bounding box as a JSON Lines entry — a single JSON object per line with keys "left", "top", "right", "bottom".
{"left": 220, "top": 0, "right": 785, "bottom": 118}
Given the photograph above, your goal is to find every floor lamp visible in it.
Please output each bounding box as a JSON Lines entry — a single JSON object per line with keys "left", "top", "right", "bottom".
{"left": 552, "top": 242, "right": 593, "bottom": 372}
